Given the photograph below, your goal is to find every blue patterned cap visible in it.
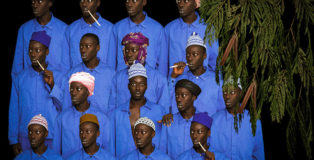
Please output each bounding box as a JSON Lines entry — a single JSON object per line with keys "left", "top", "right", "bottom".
{"left": 128, "top": 63, "right": 147, "bottom": 79}
{"left": 186, "top": 32, "right": 206, "bottom": 49}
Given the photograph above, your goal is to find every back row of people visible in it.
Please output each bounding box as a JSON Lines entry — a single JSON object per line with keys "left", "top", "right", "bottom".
{"left": 11, "top": 0, "right": 218, "bottom": 79}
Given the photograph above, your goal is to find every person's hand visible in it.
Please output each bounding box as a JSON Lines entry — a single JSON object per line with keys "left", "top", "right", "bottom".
{"left": 43, "top": 70, "right": 54, "bottom": 89}
{"left": 171, "top": 62, "right": 186, "bottom": 78}
{"left": 158, "top": 113, "right": 173, "bottom": 126}
{"left": 205, "top": 151, "right": 215, "bottom": 160}
{"left": 12, "top": 143, "right": 22, "bottom": 156}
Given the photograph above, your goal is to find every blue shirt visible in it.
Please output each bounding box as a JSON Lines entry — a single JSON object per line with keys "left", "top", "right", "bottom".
{"left": 65, "top": 13, "right": 116, "bottom": 69}
{"left": 165, "top": 12, "right": 219, "bottom": 76}
{"left": 109, "top": 64, "right": 170, "bottom": 113}
{"left": 112, "top": 12, "right": 168, "bottom": 76}
{"left": 15, "top": 147, "right": 63, "bottom": 160}
{"left": 209, "top": 109, "right": 265, "bottom": 160}
{"left": 56, "top": 62, "right": 116, "bottom": 112}
{"left": 9, "top": 65, "right": 64, "bottom": 145}
{"left": 109, "top": 99, "right": 165, "bottom": 157}
{"left": 52, "top": 106, "right": 112, "bottom": 159}
{"left": 159, "top": 110, "right": 200, "bottom": 159}
{"left": 169, "top": 68, "right": 225, "bottom": 115}
{"left": 66, "top": 147, "right": 115, "bottom": 160}
{"left": 119, "top": 148, "right": 171, "bottom": 160}
{"left": 12, "top": 13, "right": 69, "bottom": 79}
{"left": 176, "top": 148, "right": 210, "bottom": 160}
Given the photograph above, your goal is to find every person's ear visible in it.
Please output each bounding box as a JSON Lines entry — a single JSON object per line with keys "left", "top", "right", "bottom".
{"left": 202, "top": 49, "right": 207, "bottom": 60}
{"left": 142, "top": 0, "right": 147, "bottom": 7}
{"left": 96, "top": 44, "right": 100, "bottom": 52}
{"left": 96, "top": 130, "right": 100, "bottom": 137}
{"left": 207, "top": 129, "right": 211, "bottom": 137}
{"left": 45, "top": 48, "right": 49, "bottom": 56}
{"left": 151, "top": 130, "right": 155, "bottom": 138}
{"left": 44, "top": 130, "right": 48, "bottom": 138}
{"left": 97, "top": 0, "right": 101, "bottom": 7}
{"left": 192, "top": 95, "right": 197, "bottom": 101}
{"left": 48, "top": 1, "right": 53, "bottom": 8}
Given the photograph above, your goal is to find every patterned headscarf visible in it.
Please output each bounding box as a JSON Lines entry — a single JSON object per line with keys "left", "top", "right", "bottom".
{"left": 121, "top": 32, "right": 149, "bottom": 66}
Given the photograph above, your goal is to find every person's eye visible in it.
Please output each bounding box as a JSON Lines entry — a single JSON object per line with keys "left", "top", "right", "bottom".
{"left": 132, "top": 0, "right": 137, "bottom": 3}
{"left": 231, "top": 91, "right": 235, "bottom": 95}
{"left": 29, "top": 131, "right": 33, "bottom": 135}
{"left": 80, "top": 130, "right": 84, "bottom": 134}
{"left": 191, "top": 130, "right": 194, "bottom": 134}
{"left": 142, "top": 131, "right": 147, "bottom": 134}
{"left": 134, "top": 131, "right": 138, "bottom": 135}
{"left": 36, "top": 130, "right": 41, "bottom": 135}
{"left": 185, "top": 0, "right": 189, "bottom": 3}
{"left": 223, "top": 92, "right": 227, "bottom": 95}
{"left": 77, "top": 88, "right": 82, "bottom": 91}
{"left": 193, "top": 53, "right": 199, "bottom": 57}
{"left": 87, "top": 130, "right": 91, "bottom": 134}
{"left": 36, "top": 49, "right": 42, "bottom": 53}
{"left": 198, "top": 130, "right": 203, "bottom": 134}
{"left": 132, "top": 49, "right": 138, "bottom": 52}
{"left": 88, "top": 0, "right": 92, "bottom": 3}
{"left": 39, "top": 0, "right": 43, "bottom": 4}
{"left": 87, "top": 45, "right": 91, "bottom": 48}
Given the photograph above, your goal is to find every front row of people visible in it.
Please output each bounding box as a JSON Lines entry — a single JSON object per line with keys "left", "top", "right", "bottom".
{"left": 15, "top": 70, "right": 264, "bottom": 160}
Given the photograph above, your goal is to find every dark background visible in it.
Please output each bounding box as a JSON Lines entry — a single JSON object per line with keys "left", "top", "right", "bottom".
{"left": 4, "top": 0, "right": 309, "bottom": 159}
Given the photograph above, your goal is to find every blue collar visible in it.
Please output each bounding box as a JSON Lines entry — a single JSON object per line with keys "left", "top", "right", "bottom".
{"left": 127, "top": 11, "right": 149, "bottom": 29}
{"left": 191, "top": 147, "right": 206, "bottom": 159}
{"left": 33, "top": 13, "right": 55, "bottom": 30}
{"left": 187, "top": 67, "right": 211, "bottom": 80}
{"left": 80, "top": 12, "right": 103, "bottom": 29}
{"left": 137, "top": 145, "right": 157, "bottom": 159}
{"left": 120, "top": 98, "right": 153, "bottom": 113}
{"left": 31, "top": 147, "right": 50, "bottom": 159}
{"left": 178, "top": 12, "right": 201, "bottom": 29}
{"left": 82, "top": 145, "right": 102, "bottom": 159}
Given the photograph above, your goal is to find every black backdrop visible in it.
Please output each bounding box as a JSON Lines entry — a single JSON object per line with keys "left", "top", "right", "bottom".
{"left": 4, "top": 0, "right": 308, "bottom": 159}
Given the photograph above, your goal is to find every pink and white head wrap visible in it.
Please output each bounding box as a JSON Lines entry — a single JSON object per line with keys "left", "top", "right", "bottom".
{"left": 28, "top": 114, "right": 48, "bottom": 131}
{"left": 69, "top": 72, "right": 95, "bottom": 96}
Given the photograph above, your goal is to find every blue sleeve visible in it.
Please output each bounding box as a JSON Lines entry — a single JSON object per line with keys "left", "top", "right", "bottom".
{"left": 156, "top": 29, "right": 168, "bottom": 77}
{"left": 108, "top": 75, "right": 117, "bottom": 113}
{"left": 158, "top": 125, "right": 168, "bottom": 154}
{"left": 108, "top": 112, "right": 116, "bottom": 156}
{"left": 64, "top": 26, "right": 73, "bottom": 69}
{"left": 60, "top": 32, "right": 71, "bottom": 71}
{"left": 157, "top": 75, "right": 171, "bottom": 112}
{"left": 252, "top": 120, "right": 265, "bottom": 160}
{"left": 11, "top": 27, "right": 25, "bottom": 80}
{"left": 216, "top": 79, "right": 226, "bottom": 112}
{"left": 101, "top": 115, "right": 112, "bottom": 151}
{"left": 52, "top": 114, "right": 62, "bottom": 155}
{"left": 8, "top": 79, "right": 19, "bottom": 145}
{"left": 106, "top": 28, "right": 117, "bottom": 70}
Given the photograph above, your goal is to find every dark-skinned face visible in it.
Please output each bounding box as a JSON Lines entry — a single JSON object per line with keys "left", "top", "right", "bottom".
{"left": 70, "top": 82, "right": 89, "bottom": 106}
{"left": 29, "top": 41, "right": 49, "bottom": 68}
{"left": 80, "top": 0, "right": 100, "bottom": 18}
{"left": 28, "top": 124, "right": 48, "bottom": 149}
{"left": 31, "top": 0, "right": 52, "bottom": 17}
{"left": 80, "top": 122, "right": 99, "bottom": 148}
{"left": 176, "top": 0, "right": 196, "bottom": 18}
{"left": 186, "top": 45, "right": 206, "bottom": 71}
{"left": 124, "top": 43, "right": 140, "bottom": 66}
{"left": 190, "top": 122, "right": 210, "bottom": 148}
{"left": 223, "top": 87, "right": 242, "bottom": 110}
{"left": 175, "top": 87, "right": 196, "bottom": 112}
{"left": 134, "top": 124, "right": 155, "bottom": 149}
{"left": 80, "top": 36, "right": 99, "bottom": 62}
{"left": 125, "top": 0, "right": 146, "bottom": 17}
{"left": 128, "top": 76, "right": 147, "bottom": 100}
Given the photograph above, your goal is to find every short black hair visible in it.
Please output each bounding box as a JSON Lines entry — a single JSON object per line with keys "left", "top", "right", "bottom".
{"left": 81, "top": 33, "right": 100, "bottom": 45}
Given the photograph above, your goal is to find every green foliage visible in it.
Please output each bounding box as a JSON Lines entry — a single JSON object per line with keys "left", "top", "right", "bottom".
{"left": 200, "top": 0, "right": 313, "bottom": 158}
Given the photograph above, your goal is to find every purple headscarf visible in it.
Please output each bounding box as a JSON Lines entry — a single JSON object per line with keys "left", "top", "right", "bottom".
{"left": 121, "top": 32, "right": 149, "bottom": 65}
